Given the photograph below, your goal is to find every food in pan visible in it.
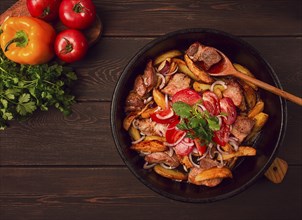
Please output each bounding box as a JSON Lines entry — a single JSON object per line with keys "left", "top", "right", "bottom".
{"left": 123, "top": 41, "right": 268, "bottom": 187}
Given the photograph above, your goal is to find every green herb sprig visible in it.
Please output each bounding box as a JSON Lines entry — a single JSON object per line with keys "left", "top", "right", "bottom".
{"left": 172, "top": 101, "right": 220, "bottom": 144}
{"left": 0, "top": 50, "right": 77, "bottom": 130}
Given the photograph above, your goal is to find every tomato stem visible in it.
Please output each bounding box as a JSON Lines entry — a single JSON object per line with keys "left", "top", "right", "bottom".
{"left": 42, "top": 6, "right": 50, "bottom": 18}
{"left": 60, "top": 38, "right": 73, "bottom": 54}
{"left": 73, "top": 2, "right": 84, "bottom": 13}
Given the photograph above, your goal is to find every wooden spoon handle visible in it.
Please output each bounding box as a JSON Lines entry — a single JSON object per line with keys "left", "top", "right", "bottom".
{"left": 264, "top": 157, "right": 288, "bottom": 184}
{"left": 232, "top": 71, "right": 302, "bottom": 105}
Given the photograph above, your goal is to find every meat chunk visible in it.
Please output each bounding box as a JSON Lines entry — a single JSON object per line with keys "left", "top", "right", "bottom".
{"left": 125, "top": 91, "right": 145, "bottom": 112}
{"left": 188, "top": 158, "right": 222, "bottom": 187}
{"left": 186, "top": 42, "right": 222, "bottom": 70}
{"left": 231, "top": 116, "right": 255, "bottom": 143}
{"left": 134, "top": 75, "right": 147, "bottom": 97}
{"left": 144, "top": 152, "right": 180, "bottom": 167}
{"left": 134, "top": 119, "right": 167, "bottom": 136}
{"left": 142, "top": 60, "right": 157, "bottom": 93}
{"left": 223, "top": 79, "right": 244, "bottom": 107}
{"left": 161, "top": 73, "right": 191, "bottom": 96}
{"left": 125, "top": 60, "right": 157, "bottom": 112}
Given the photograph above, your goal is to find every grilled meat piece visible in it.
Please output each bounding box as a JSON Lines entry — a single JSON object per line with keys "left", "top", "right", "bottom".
{"left": 161, "top": 73, "right": 191, "bottom": 96}
{"left": 125, "top": 60, "right": 157, "bottom": 112}
{"left": 188, "top": 158, "right": 222, "bottom": 187}
{"left": 145, "top": 152, "right": 180, "bottom": 167}
{"left": 223, "top": 79, "right": 245, "bottom": 107}
{"left": 134, "top": 75, "right": 147, "bottom": 97}
{"left": 186, "top": 42, "right": 222, "bottom": 70}
{"left": 142, "top": 60, "right": 158, "bottom": 93}
{"left": 231, "top": 116, "right": 255, "bottom": 143}
{"left": 125, "top": 91, "right": 145, "bottom": 112}
{"left": 134, "top": 119, "right": 167, "bottom": 136}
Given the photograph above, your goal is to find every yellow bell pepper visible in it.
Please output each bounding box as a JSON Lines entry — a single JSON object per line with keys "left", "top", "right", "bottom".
{"left": 0, "top": 16, "right": 56, "bottom": 65}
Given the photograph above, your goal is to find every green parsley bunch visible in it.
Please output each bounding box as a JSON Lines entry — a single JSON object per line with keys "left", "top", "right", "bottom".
{"left": 0, "top": 50, "right": 77, "bottom": 130}
{"left": 172, "top": 101, "right": 221, "bottom": 144}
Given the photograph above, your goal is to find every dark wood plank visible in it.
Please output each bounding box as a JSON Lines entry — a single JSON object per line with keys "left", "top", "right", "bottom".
{"left": 0, "top": 102, "right": 123, "bottom": 165}
{"left": 0, "top": 166, "right": 301, "bottom": 220}
{"left": 1, "top": 0, "right": 301, "bottom": 36}
{"left": 89, "top": 0, "right": 302, "bottom": 37}
{"left": 0, "top": 100, "right": 301, "bottom": 166}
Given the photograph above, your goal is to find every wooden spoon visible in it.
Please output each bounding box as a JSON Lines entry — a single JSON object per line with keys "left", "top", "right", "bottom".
{"left": 207, "top": 48, "right": 302, "bottom": 106}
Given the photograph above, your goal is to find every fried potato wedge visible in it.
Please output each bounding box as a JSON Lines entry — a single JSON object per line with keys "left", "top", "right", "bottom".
{"left": 141, "top": 106, "right": 159, "bottom": 118}
{"left": 248, "top": 100, "right": 264, "bottom": 118}
{"left": 194, "top": 167, "right": 233, "bottom": 182}
{"left": 172, "top": 58, "right": 200, "bottom": 81}
{"left": 154, "top": 164, "right": 188, "bottom": 181}
{"left": 177, "top": 155, "right": 194, "bottom": 170}
{"left": 129, "top": 126, "right": 141, "bottom": 141}
{"left": 246, "top": 112, "right": 269, "bottom": 141}
{"left": 123, "top": 112, "right": 139, "bottom": 131}
{"left": 241, "top": 80, "right": 257, "bottom": 110}
{"left": 184, "top": 54, "right": 214, "bottom": 83}
{"left": 144, "top": 135, "right": 166, "bottom": 142}
{"left": 234, "top": 63, "right": 258, "bottom": 90}
{"left": 193, "top": 81, "right": 211, "bottom": 92}
{"left": 213, "top": 87, "right": 223, "bottom": 99}
{"left": 154, "top": 50, "right": 182, "bottom": 66}
{"left": 153, "top": 89, "right": 166, "bottom": 109}
{"left": 123, "top": 102, "right": 155, "bottom": 130}
{"left": 130, "top": 140, "right": 168, "bottom": 153}
{"left": 251, "top": 112, "right": 269, "bottom": 133}
{"left": 221, "top": 146, "right": 256, "bottom": 160}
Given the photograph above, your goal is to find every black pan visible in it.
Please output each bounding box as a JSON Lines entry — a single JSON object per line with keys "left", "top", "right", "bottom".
{"left": 110, "top": 28, "right": 287, "bottom": 203}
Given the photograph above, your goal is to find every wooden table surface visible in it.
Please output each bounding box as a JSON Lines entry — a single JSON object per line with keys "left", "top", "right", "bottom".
{"left": 0, "top": 0, "right": 301, "bottom": 219}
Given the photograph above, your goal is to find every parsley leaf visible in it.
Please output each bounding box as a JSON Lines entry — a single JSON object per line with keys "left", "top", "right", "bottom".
{"left": 172, "top": 101, "right": 221, "bottom": 144}
{"left": 172, "top": 101, "right": 192, "bottom": 118}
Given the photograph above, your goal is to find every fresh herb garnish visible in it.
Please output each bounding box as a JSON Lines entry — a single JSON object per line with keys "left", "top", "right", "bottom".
{"left": 0, "top": 50, "right": 77, "bottom": 130}
{"left": 172, "top": 101, "right": 220, "bottom": 143}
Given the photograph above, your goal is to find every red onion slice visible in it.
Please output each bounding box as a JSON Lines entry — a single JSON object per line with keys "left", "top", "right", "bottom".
{"left": 165, "top": 65, "right": 179, "bottom": 76}
{"left": 157, "top": 60, "right": 170, "bottom": 75}
{"left": 155, "top": 108, "right": 174, "bottom": 120}
{"left": 189, "top": 152, "right": 200, "bottom": 168}
{"left": 165, "top": 93, "right": 169, "bottom": 108}
{"left": 217, "top": 145, "right": 229, "bottom": 155}
{"left": 131, "top": 135, "right": 145, "bottom": 144}
{"left": 210, "top": 80, "right": 227, "bottom": 92}
{"left": 143, "top": 162, "right": 156, "bottom": 169}
{"left": 143, "top": 96, "right": 153, "bottom": 104}
{"left": 160, "top": 163, "right": 176, "bottom": 170}
{"left": 156, "top": 73, "right": 166, "bottom": 89}
{"left": 197, "top": 104, "right": 206, "bottom": 112}
{"left": 182, "top": 138, "right": 195, "bottom": 147}
{"left": 229, "top": 139, "right": 239, "bottom": 151}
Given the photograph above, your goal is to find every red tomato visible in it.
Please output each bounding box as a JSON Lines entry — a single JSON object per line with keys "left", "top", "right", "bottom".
{"left": 219, "top": 97, "right": 237, "bottom": 125}
{"left": 26, "top": 0, "right": 61, "bottom": 21}
{"left": 194, "top": 138, "right": 207, "bottom": 155}
{"left": 150, "top": 108, "right": 179, "bottom": 124}
{"left": 212, "top": 121, "right": 230, "bottom": 146}
{"left": 165, "top": 124, "right": 185, "bottom": 144}
{"left": 54, "top": 29, "right": 88, "bottom": 63}
{"left": 202, "top": 91, "right": 220, "bottom": 116}
{"left": 174, "top": 142, "right": 193, "bottom": 156}
{"left": 172, "top": 88, "right": 202, "bottom": 105}
{"left": 59, "top": 0, "right": 96, "bottom": 29}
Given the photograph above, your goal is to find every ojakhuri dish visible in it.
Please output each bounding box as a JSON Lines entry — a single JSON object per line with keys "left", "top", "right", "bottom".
{"left": 123, "top": 41, "right": 267, "bottom": 187}
{"left": 111, "top": 29, "right": 286, "bottom": 202}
